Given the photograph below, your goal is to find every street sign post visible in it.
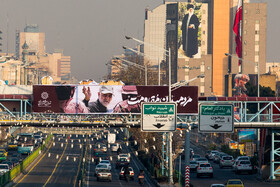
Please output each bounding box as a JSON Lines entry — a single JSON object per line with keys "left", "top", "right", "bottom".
{"left": 199, "top": 103, "right": 234, "bottom": 133}
{"left": 141, "top": 102, "right": 177, "bottom": 132}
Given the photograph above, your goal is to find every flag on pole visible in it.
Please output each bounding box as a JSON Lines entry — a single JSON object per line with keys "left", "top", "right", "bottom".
{"left": 233, "top": 0, "right": 243, "bottom": 66}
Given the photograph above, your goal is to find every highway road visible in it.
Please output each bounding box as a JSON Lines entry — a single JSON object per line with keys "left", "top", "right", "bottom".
{"left": 10, "top": 133, "right": 157, "bottom": 187}
{"left": 176, "top": 131, "right": 280, "bottom": 187}
{"left": 12, "top": 134, "right": 82, "bottom": 187}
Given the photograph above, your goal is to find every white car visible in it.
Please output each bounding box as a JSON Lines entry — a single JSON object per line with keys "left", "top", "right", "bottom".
{"left": 233, "top": 156, "right": 250, "bottom": 169}
{"left": 192, "top": 154, "right": 201, "bottom": 161}
{"left": 196, "top": 163, "right": 213, "bottom": 178}
{"left": 189, "top": 161, "right": 198, "bottom": 172}
{"left": 0, "top": 164, "right": 9, "bottom": 175}
{"left": 119, "top": 153, "right": 130, "bottom": 163}
{"left": 210, "top": 184, "right": 225, "bottom": 187}
{"left": 219, "top": 155, "right": 235, "bottom": 168}
{"left": 99, "top": 160, "right": 112, "bottom": 170}
{"left": 95, "top": 164, "right": 110, "bottom": 176}
{"left": 207, "top": 150, "right": 219, "bottom": 160}
{"left": 111, "top": 143, "right": 119, "bottom": 152}
{"left": 235, "top": 156, "right": 250, "bottom": 162}
{"left": 235, "top": 160, "right": 253, "bottom": 174}
{"left": 196, "top": 158, "right": 209, "bottom": 165}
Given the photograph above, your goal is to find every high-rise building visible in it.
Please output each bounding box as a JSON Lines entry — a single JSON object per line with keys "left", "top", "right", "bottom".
{"left": 17, "top": 24, "right": 46, "bottom": 61}
{"left": 144, "top": 4, "right": 167, "bottom": 66}
{"left": 226, "top": 0, "right": 267, "bottom": 96}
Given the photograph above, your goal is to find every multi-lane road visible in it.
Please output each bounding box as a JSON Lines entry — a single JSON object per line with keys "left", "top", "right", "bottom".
{"left": 10, "top": 133, "right": 156, "bottom": 187}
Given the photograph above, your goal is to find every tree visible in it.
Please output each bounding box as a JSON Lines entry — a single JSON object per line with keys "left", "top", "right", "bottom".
{"left": 246, "top": 82, "right": 275, "bottom": 113}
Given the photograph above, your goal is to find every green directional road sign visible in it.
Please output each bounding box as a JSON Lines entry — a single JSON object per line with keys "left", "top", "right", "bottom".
{"left": 199, "top": 103, "right": 234, "bottom": 133}
{"left": 141, "top": 102, "right": 177, "bottom": 132}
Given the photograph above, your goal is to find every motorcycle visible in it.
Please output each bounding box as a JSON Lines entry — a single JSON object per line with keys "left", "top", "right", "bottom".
{"left": 138, "top": 175, "right": 144, "bottom": 186}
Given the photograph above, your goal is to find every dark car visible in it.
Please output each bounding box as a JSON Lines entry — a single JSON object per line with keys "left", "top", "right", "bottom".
{"left": 119, "top": 167, "right": 134, "bottom": 180}
{"left": 11, "top": 154, "right": 23, "bottom": 162}
{"left": 116, "top": 157, "right": 129, "bottom": 168}
{"left": 9, "top": 158, "right": 19, "bottom": 167}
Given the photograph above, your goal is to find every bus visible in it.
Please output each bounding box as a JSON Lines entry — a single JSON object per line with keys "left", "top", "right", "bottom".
{"left": 17, "top": 133, "right": 34, "bottom": 154}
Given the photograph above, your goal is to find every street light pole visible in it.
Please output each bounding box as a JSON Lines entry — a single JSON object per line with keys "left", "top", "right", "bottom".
{"left": 123, "top": 46, "right": 160, "bottom": 85}
{"left": 125, "top": 36, "right": 173, "bottom": 184}
{"left": 115, "top": 57, "right": 147, "bottom": 86}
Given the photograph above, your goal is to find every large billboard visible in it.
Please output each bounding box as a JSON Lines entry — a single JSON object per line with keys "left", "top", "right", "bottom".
{"left": 33, "top": 85, "right": 198, "bottom": 114}
{"left": 178, "top": 2, "right": 203, "bottom": 59}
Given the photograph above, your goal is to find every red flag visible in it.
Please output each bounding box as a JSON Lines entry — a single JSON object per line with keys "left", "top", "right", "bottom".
{"left": 233, "top": 0, "right": 242, "bottom": 66}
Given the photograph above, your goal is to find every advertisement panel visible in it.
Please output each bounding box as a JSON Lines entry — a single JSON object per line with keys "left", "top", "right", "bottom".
{"left": 33, "top": 85, "right": 198, "bottom": 114}
{"left": 238, "top": 129, "right": 256, "bottom": 143}
{"left": 178, "top": 1, "right": 203, "bottom": 59}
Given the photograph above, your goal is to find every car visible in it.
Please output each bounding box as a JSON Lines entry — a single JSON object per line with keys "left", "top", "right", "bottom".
{"left": 235, "top": 160, "right": 253, "bottom": 174}
{"left": 211, "top": 184, "right": 225, "bottom": 187}
{"left": 219, "top": 155, "right": 235, "bottom": 168}
{"left": 0, "top": 149, "right": 7, "bottom": 157}
{"left": 196, "top": 163, "right": 213, "bottom": 178}
{"left": 0, "top": 164, "right": 9, "bottom": 175}
{"left": 233, "top": 156, "right": 250, "bottom": 169}
{"left": 9, "top": 158, "right": 19, "bottom": 167}
{"left": 8, "top": 141, "right": 18, "bottom": 150}
{"left": 111, "top": 143, "right": 119, "bottom": 152}
{"left": 189, "top": 161, "right": 198, "bottom": 172}
{"left": 225, "top": 179, "right": 244, "bottom": 187}
{"left": 1, "top": 161, "right": 13, "bottom": 170}
{"left": 116, "top": 157, "right": 129, "bottom": 168}
{"left": 94, "top": 143, "right": 106, "bottom": 153}
{"left": 0, "top": 153, "right": 6, "bottom": 162}
{"left": 206, "top": 150, "right": 219, "bottom": 160}
{"left": 196, "top": 157, "right": 209, "bottom": 165}
{"left": 34, "top": 131, "right": 43, "bottom": 136}
{"left": 95, "top": 164, "right": 110, "bottom": 176}
{"left": 11, "top": 153, "right": 23, "bottom": 162}
{"left": 99, "top": 160, "right": 111, "bottom": 170}
{"left": 100, "top": 144, "right": 107, "bottom": 153}
{"left": 191, "top": 154, "right": 201, "bottom": 161}
{"left": 214, "top": 152, "right": 228, "bottom": 164}
{"left": 96, "top": 169, "right": 112, "bottom": 182}
{"left": 235, "top": 156, "right": 250, "bottom": 162}
{"left": 119, "top": 167, "right": 134, "bottom": 180}
{"left": 34, "top": 135, "right": 43, "bottom": 146}
{"left": 119, "top": 153, "right": 130, "bottom": 162}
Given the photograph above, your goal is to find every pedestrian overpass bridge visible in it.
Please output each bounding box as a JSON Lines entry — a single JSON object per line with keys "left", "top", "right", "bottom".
{"left": 0, "top": 95, "right": 280, "bottom": 179}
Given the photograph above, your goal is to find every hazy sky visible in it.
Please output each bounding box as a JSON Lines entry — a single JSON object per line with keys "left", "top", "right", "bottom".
{"left": 0, "top": 0, "right": 279, "bottom": 82}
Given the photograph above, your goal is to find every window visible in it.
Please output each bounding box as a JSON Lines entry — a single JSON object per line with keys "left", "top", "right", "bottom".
{"left": 256, "top": 20, "right": 260, "bottom": 24}
{"left": 244, "top": 41, "right": 247, "bottom": 45}
{"left": 255, "top": 41, "right": 260, "bottom": 45}
{"left": 244, "top": 9, "right": 247, "bottom": 14}
{"left": 200, "top": 86, "right": 205, "bottom": 93}
{"left": 244, "top": 51, "right": 247, "bottom": 56}
{"left": 244, "top": 20, "right": 247, "bottom": 24}
{"left": 255, "top": 30, "right": 260, "bottom": 34}
{"left": 244, "top": 30, "right": 247, "bottom": 35}
{"left": 256, "top": 9, "right": 260, "bottom": 14}
{"left": 200, "top": 93, "right": 205, "bottom": 96}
